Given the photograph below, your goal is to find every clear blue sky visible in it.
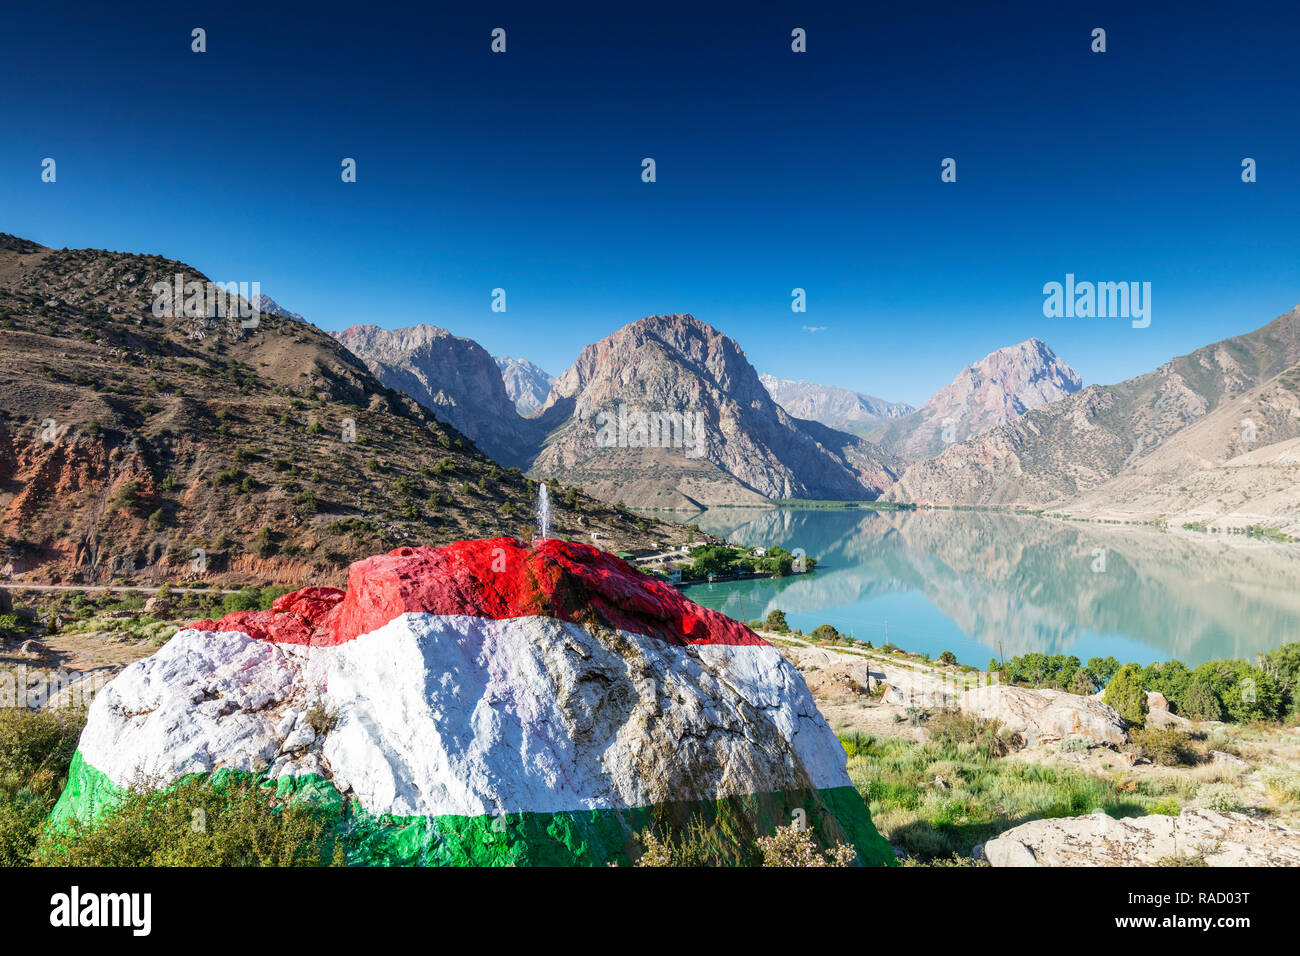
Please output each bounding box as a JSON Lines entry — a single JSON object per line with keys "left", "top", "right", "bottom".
{"left": 4, "top": 0, "right": 1298, "bottom": 406}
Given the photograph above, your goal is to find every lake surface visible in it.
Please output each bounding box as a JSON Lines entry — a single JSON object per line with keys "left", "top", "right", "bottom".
{"left": 681, "top": 508, "right": 1300, "bottom": 669}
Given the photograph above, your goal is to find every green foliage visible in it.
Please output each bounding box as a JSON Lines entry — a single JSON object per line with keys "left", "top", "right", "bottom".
{"left": 1002, "top": 653, "right": 1082, "bottom": 690}
{"left": 1129, "top": 727, "right": 1197, "bottom": 766}
{"left": 0, "top": 615, "right": 23, "bottom": 640}
{"left": 763, "top": 609, "right": 789, "bottom": 633}
{"left": 0, "top": 707, "right": 85, "bottom": 866}
{"left": 1104, "top": 664, "right": 1149, "bottom": 727}
{"left": 1140, "top": 660, "right": 1193, "bottom": 712}
{"left": 811, "top": 624, "right": 840, "bottom": 642}
{"left": 1181, "top": 680, "right": 1223, "bottom": 721}
{"left": 1086, "top": 656, "right": 1121, "bottom": 686}
{"left": 937, "top": 650, "right": 957, "bottom": 666}
{"left": 36, "top": 775, "right": 345, "bottom": 866}
{"left": 1190, "top": 659, "right": 1281, "bottom": 723}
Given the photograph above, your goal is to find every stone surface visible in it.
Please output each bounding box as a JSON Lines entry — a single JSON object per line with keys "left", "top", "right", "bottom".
{"left": 981, "top": 808, "right": 1300, "bottom": 866}
{"left": 494, "top": 355, "right": 555, "bottom": 415}
{"left": 52, "top": 538, "right": 894, "bottom": 866}
{"left": 959, "top": 684, "right": 1128, "bottom": 746}
{"left": 1147, "top": 691, "right": 1169, "bottom": 712}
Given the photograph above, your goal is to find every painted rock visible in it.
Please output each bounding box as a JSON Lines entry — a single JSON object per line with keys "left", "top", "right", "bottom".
{"left": 49, "top": 538, "right": 893, "bottom": 866}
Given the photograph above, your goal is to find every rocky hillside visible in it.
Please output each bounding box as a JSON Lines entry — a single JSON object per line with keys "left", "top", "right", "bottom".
{"left": 1057, "top": 362, "right": 1300, "bottom": 534}
{"left": 495, "top": 355, "right": 555, "bottom": 416}
{"left": 875, "top": 338, "right": 1082, "bottom": 459}
{"left": 884, "top": 307, "right": 1300, "bottom": 506}
{"left": 528, "top": 314, "right": 903, "bottom": 508}
{"left": 333, "top": 325, "right": 539, "bottom": 468}
{"left": 0, "top": 233, "right": 680, "bottom": 585}
{"left": 759, "top": 374, "right": 913, "bottom": 438}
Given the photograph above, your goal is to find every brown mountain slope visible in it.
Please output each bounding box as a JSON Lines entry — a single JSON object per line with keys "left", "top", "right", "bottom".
{"left": 528, "top": 314, "right": 903, "bottom": 508}
{"left": 884, "top": 307, "right": 1300, "bottom": 506}
{"left": 1056, "top": 363, "right": 1300, "bottom": 534}
{"left": 0, "top": 234, "right": 680, "bottom": 584}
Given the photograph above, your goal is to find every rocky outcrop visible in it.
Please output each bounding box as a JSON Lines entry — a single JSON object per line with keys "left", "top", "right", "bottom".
{"left": 980, "top": 808, "right": 1300, "bottom": 866}
{"left": 876, "top": 339, "right": 1081, "bottom": 460}
{"left": 494, "top": 356, "right": 555, "bottom": 416}
{"left": 759, "top": 374, "right": 913, "bottom": 437}
{"left": 50, "top": 538, "right": 895, "bottom": 866}
{"left": 529, "top": 314, "right": 902, "bottom": 508}
{"left": 885, "top": 307, "right": 1300, "bottom": 506}
{"left": 333, "top": 324, "right": 539, "bottom": 467}
{"left": 959, "top": 684, "right": 1128, "bottom": 746}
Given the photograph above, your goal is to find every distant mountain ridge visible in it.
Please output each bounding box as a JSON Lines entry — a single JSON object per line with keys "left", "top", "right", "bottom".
{"left": 885, "top": 308, "right": 1300, "bottom": 509}
{"left": 494, "top": 355, "right": 555, "bottom": 415}
{"left": 874, "top": 338, "right": 1083, "bottom": 459}
{"left": 759, "top": 374, "right": 913, "bottom": 437}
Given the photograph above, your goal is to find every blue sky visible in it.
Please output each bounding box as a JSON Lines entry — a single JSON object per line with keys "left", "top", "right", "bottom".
{"left": 3, "top": 0, "right": 1298, "bottom": 406}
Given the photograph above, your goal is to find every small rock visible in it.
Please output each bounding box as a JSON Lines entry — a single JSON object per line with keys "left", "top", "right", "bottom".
{"left": 1115, "top": 751, "right": 1139, "bottom": 767}
{"left": 18, "top": 639, "right": 40, "bottom": 656}
{"left": 932, "top": 775, "right": 950, "bottom": 789}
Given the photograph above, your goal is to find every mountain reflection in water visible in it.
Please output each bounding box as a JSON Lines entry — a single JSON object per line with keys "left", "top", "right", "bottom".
{"left": 681, "top": 508, "right": 1300, "bottom": 668}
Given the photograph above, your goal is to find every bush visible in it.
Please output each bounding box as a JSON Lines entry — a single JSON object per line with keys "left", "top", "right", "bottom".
{"left": 812, "top": 624, "right": 839, "bottom": 642}
{"left": 927, "top": 710, "right": 1017, "bottom": 759}
{"left": 0, "top": 707, "right": 85, "bottom": 866}
{"left": 1104, "top": 664, "right": 1149, "bottom": 727}
{"left": 1129, "top": 727, "right": 1197, "bottom": 766}
{"left": 36, "top": 775, "right": 346, "bottom": 866}
{"left": 1195, "top": 783, "right": 1242, "bottom": 813}
{"left": 754, "top": 823, "right": 856, "bottom": 867}
{"left": 938, "top": 651, "right": 957, "bottom": 666}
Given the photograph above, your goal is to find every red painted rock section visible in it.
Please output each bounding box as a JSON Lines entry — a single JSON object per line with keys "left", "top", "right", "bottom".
{"left": 195, "top": 538, "right": 766, "bottom": 649}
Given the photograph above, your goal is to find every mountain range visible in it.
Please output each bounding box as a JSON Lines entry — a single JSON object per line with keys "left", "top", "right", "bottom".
{"left": 884, "top": 307, "right": 1300, "bottom": 523}
{"left": 758, "top": 375, "right": 913, "bottom": 438}
{"left": 494, "top": 356, "right": 555, "bottom": 415}
{"left": 0, "top": 233, "right": 679, "bottom": 584}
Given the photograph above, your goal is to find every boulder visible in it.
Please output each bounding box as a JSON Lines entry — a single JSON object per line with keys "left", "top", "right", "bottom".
{"left": 0, "top": 586, "right": 11, "bottom": 614}
{"left": 49, "top": 538, "right": 895, "bottom": 867}
{"left": 980, "top": 808, "right": 1300, "bottom": 866}
{"left": 959, "top": 684, "right": 1128, "bottom": 746}
{"left": 1147, "top": 691, "right": 1169, "bottom": 712}
{"left": 1209, "top": 750, "right": 1251, "bottom": 772}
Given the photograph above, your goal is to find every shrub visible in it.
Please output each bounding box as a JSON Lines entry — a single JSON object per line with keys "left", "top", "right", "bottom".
{"left": 36, "top": 775, "right": 345, "bottom": 866}
{"left": 1261, "top": 768, "right": 1300, "bottom": 803}
{"left": 1104, "top": 664, "right": 1149, "bottom": 727}
{"left": 1130, "top": 727, "right": 1197, "bottom": 766}
{"left": 755, "top": 823, "right": 856, "bottom": 867}
{"left": 812, "top": 624, "right": 839, "bottom": 642}
{"left": 928, "top": 710, "right": 1016, "bottom": 758}
{"left": 0, "top": 707, "right": 85, "bottom": 866}
{"left": 1191, "top": 660, "right": 1282, "bottom": 723}
{"left": 938, "top": 651, "right": 957, "bottom": 666}
{"left": 1195, "top": 783, "right": 1243, "bottom": 813}
{"left": 1069, "top": 668, "right": 1097, "bottom": 696}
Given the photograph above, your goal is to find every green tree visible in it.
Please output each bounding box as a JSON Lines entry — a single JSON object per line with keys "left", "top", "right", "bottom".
{"left": 1103, "top": 664, "right": 1149, "bottom": 727}
{"left": 764, "top": 609, "right": 789, "bottom": 633}
{"left": 1190, "top": 659, "right": 1281, "bottom": 723}
{"left": 1181, "top": 680, "right": 1223, "bottom": 721}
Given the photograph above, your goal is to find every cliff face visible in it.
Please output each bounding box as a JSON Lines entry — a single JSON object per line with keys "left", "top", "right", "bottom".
{"left": 333, "top": 325, "right": 539, "bottom": 468}
{"left": 495, "top": 356, "right": 555, "bottom": 416}
{"left": 527, "top": 314, "right": 902, "bottom": 508}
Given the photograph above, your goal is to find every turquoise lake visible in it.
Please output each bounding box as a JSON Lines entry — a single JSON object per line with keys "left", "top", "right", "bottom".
{"left": 680, "top": 508, "right": 1300, "bottom": 669}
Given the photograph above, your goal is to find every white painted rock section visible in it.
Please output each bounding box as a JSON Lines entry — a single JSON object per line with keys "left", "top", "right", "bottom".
{"left": 76, "top": 613, "right": 850, "bottom": 817}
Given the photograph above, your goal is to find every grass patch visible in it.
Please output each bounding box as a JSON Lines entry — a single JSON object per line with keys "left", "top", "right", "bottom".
{"left": 845, "top": 733, "right": 1178, "bottom": 862}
